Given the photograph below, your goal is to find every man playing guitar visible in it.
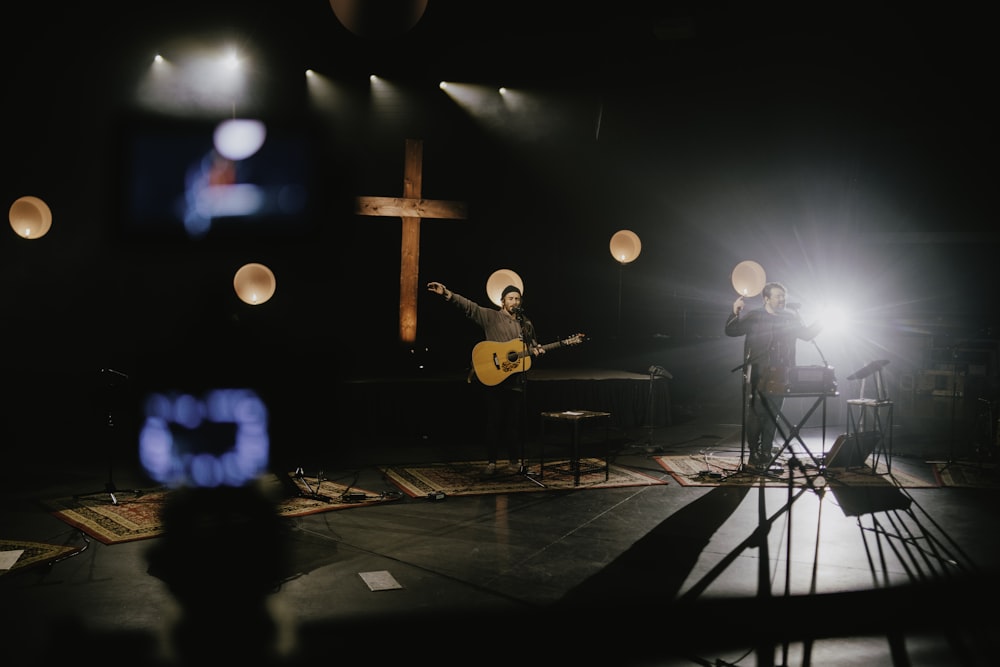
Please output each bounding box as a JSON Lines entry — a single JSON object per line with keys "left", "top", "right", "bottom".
{"left": 427, "top": 281, "right": 543, "bottom": 477}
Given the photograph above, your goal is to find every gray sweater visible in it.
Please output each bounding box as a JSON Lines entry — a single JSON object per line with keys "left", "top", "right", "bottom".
{"left": 449, "top": 292, "right": 537, "bottom": 344}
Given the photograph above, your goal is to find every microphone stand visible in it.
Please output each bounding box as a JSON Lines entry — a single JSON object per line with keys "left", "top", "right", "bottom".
{"left": 729, "top": 342, "right": 753, "bottom": 475}
{"left": 641, "top": 366, "right": 671, "bottom": 449}
{"left": 515, "top": 309, "right": 545, "bottom": 487}
{"left": 949, "top": 345, "right": 962, "bottom": 464}
{"left": 941, "top": 344, "right": 966, "bottom": 467}
{"left": 790, "top": 305, "right": 831, "bottom": 370}
{"left": 811, "top": 338, "right": 831, "bottom": 369}
{"left": 74, "top": 368, "right": 143, "bottom": 505}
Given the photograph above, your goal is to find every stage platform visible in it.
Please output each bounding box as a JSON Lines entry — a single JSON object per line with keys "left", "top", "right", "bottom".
{"left": 341, "top": 368, "right": 670, "bottom": 446}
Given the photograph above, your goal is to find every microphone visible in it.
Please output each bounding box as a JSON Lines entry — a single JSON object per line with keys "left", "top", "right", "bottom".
{"left": 512, "top": 306, "right": 524, "bottom": 315}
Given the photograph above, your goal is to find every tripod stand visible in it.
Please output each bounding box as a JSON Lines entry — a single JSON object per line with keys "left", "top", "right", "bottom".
{"left": 292, "top": 467, "right": 335, "bottom": 503}
{"left": 75, "top": 368, "right": 142, "bottom": 505}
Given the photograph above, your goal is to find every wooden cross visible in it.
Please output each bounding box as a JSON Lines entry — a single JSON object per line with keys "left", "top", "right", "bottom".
{"left": 355, "top": 138, "right": 468, "bottom": 343}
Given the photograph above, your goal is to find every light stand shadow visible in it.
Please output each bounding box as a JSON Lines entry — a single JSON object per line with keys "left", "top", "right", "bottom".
{"left": 831, "top": 484, "right": 982, "bottom": 584}
{"left": 827, "top": 482, "right": 990, "bottom": 665}
{"left": 554, "top": 483, "right": 751, "bottom": 606}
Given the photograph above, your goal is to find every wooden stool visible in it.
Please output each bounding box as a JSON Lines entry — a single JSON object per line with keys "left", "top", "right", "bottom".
{"left": 539, "top": 410, "right": 611, "bottom": 486}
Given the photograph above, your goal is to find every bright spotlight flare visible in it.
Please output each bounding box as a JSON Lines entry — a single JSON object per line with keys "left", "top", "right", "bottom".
{"left": 731, "top": 260, "right": 765, "bottom": 297}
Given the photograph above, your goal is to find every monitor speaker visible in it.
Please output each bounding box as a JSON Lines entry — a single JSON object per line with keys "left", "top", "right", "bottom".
{"left": 826, "top": 431, "right": 880, "bottom": 468}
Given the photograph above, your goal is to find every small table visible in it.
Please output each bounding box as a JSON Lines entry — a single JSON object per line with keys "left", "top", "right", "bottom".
{"left": 539, "top": 410, "right": 611, "bottom": 486}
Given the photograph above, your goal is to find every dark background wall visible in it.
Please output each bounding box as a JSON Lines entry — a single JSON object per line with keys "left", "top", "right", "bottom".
{"left": 2, "top": 2, "right": 996, "bottom": 466}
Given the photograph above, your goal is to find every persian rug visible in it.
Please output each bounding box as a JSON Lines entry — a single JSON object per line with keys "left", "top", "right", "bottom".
{"left": 656, "top": 454, "right": 938, "bottom": 489}
{"left": 931, "top": 461, "right": 999, "bottom": 488}
{"left": 382, "top": 458, "right": 668, "bottom": 498}
{"left": 43, "top": 472, "right": 398, "bottom": 545}
{"left": 0, "top": 539, "right": 83, "bottom": 575}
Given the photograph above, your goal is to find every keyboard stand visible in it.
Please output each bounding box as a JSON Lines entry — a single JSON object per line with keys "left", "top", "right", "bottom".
{"left": 758, "top": 390, "right": 838, "bottom": 472}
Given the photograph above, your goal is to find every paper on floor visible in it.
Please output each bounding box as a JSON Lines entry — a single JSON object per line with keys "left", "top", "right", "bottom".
{"left": 358, "top": 570, "right": 403, "bottom": 591}
{"left": 0, "top": 549, "right": 25, "bottom": 570}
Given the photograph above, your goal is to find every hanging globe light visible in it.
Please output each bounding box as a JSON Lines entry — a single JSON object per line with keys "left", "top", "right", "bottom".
{"left": 9, "top": 195, "right": 53, "bottom": 239}
{"left": 731, "top": 260, "right": 766, "bottom": 297}
{"left": 233, "top": 263, "right": 276, "bottom": 305}
{"left": 485, "top": 268, "right": 524, "bottom": 307}
{"left": 609, "top": 229, "right": 641, "bottom": 264}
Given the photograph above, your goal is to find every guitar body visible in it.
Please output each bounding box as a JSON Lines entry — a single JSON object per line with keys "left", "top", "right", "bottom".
{"left": 471, "top": 339, "right": 534, "bottom": 386}
{"left": 471, "top": 333, "right": 585, "bottom": 387}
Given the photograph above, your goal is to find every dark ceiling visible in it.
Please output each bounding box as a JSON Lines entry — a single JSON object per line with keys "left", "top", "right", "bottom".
{"left": 1, "top": 1, "right": 996, "bottom": 390}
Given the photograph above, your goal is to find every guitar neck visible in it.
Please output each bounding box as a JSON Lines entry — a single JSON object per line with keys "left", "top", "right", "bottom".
{"left": 517, "top": 338, "right": 570, "bottom": 359}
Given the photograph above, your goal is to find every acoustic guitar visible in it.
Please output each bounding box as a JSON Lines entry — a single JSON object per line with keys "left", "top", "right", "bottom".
{"left": 471, "top": 333, "right": 586, "bottom": 386}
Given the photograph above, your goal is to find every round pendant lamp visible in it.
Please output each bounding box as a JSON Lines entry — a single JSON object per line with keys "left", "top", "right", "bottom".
{"left": 9, "top": 195, "right": 53, "bottom": 239}
{"left": 329, "top": 0, "right": 428, "bottom": 38}
{"left": 731, "top": 260, "right": 766, "bottom": 297}
{"left": 609, "top": 229, "right": 641, "bottom": 264}
{"left": 486, "top": 268, "right": 523, "bottom": 307}
{"left": 233, "top": 263, "right": 276, "bottom": 305}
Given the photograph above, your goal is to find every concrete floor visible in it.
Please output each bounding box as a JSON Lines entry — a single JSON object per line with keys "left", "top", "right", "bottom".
{"left": 1, "top": 402, "right": 998, "bottom": 666}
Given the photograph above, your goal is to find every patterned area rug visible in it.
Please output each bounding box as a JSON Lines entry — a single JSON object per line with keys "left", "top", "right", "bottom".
{"left": 0, "top": 539, "right": 83, "bottom": 575}
{"left": 656, "top": 455, "right": 938, "bottom": 488}
{"left": 43, "top": 472, "right": 399, "bottom": 545}
{"left": 932, "top": 461, "right": 999, "bottom": 488}
{"left": 382, "top": 458, "right": 668, "bottom": 498}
